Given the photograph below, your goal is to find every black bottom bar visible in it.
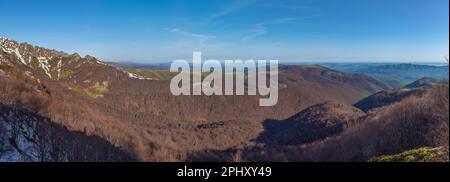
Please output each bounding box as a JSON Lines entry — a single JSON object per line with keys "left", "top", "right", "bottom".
{"left": 0, "top": 163, "right": 448, "bottom": 180}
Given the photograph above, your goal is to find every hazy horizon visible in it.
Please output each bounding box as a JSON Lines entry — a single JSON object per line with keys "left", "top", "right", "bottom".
{"left": 107, "top": 59, "right": 449, "bottom": 65}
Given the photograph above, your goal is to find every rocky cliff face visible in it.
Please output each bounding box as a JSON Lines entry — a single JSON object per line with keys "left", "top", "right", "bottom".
{"left": 0, "top": 103, "right": 134, "bottom": 162}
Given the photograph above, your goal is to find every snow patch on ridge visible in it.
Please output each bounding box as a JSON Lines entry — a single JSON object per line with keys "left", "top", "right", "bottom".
{"left": 126, "top": 71, "right": 154, "bottom": 80}
{"left": 95, "top": 59, "right": 108, "bottom": 66}
{"left": 14, "top": 47, "right": 27, "bottom": 65}
{"left": 38, "top": 56, "right": 53, "bottom": 78}
{"left": 0, "top": 37, "right": 27, "bottom": 65}
{"left": 57, "top": 58, "right": 62, "bottom": 79}
{"left": 112, "top": 66, "right": 155, "bottom": 80}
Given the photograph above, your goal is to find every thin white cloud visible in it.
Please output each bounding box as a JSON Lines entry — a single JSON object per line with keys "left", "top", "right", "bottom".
{"left": 241, "top": 25, "right": 267, "bottom": 43}
{"left": 241, "top": 18, "right": 297, "bottom": 42}
{"left": 208, "top": 0, "right": 254, "bottom": 23}
{"left": 165, "top": 28, "right": 215, "bottom": 43}
{"left": 258, "top": 1, "right": 313, "bottom": 11}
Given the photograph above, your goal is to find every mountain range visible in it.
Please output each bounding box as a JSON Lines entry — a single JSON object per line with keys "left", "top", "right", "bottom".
{"left": 322, "top": 63, "right": 449, "bottom": 88}
{"left": 1, "top": 37, "right": 448, "bottom": 162}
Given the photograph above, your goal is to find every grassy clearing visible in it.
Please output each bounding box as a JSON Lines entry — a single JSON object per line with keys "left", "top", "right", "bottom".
{"left": 63, "top": 81, "right": 109, "bottom": 98}
{"left": 369, "top": 147, "right": 446, "bottom": 162}
{"left": 126, "top": 69, "right": 178, "bottom": 80}
{"left": 127, "top": 68, "right": 251, "bottom": 81}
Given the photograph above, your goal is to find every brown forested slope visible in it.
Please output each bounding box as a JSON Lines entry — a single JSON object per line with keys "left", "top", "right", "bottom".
{"left": 1, "top": 37, "right": 401, "bottom": 161}
{"left": 188, "top": 83, "right": 449, "bottom": 162}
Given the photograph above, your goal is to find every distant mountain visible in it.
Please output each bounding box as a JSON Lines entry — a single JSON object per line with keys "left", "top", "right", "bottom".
{"left": 404, "top": 77, "right": 442, "bottom": 89}
{"left": 279, "top": 65, "right": 389, "bottom": 94}
{"left": 321, "top": 63, "right": 449, "bottom": 88}
{"left": 354, "top": 77, "right": 443, "bottom": 112}
{"left": 354, "top": 88, "right": 427, "bottom": 112}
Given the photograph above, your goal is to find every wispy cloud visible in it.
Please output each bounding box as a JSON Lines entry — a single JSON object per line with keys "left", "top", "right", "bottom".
{"left": 241, "top": 18, "right": 297, "bottom": 42}
{"left": 258, "top": 1, "right": 314, "bottom": 11}
{"left": 241, "top": 25, "right": 267, "bottom": 43}
{"left": 208, "top": 0, "right": 254, "bottom": 23}
{"left": 165, "top": 28, "right": 215, "bottom": 43}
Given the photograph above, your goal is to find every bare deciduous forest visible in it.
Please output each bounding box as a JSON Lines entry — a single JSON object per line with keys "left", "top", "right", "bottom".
{"left": 1, "top": 37, "right": 448, "bottom": 162}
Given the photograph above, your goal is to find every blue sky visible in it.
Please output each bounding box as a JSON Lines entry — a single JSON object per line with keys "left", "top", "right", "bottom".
{"left": 0, "top": 0, "right": 448, "bottom": 63}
